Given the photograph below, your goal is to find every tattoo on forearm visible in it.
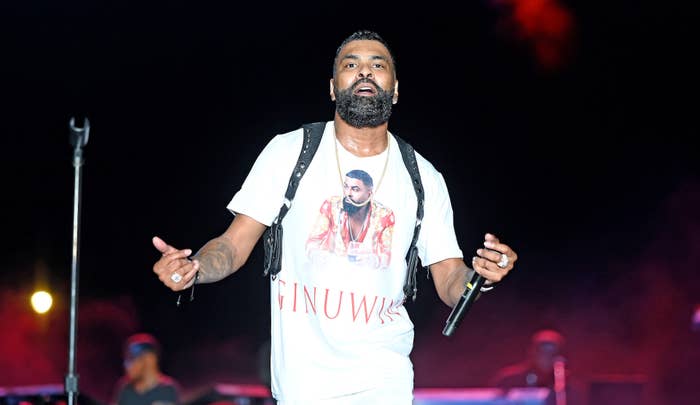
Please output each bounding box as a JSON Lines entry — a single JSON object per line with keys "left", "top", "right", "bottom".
{"left": 193, "top": 237, "right": 236, "bottom": 283}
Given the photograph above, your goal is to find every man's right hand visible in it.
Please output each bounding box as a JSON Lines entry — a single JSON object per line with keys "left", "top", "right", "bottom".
{"left": 152, "top": 236, "right": 200, "bottom": 291}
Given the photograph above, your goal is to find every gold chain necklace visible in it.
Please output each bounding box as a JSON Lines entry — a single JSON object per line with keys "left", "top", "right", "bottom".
{"left": 348, "top": 213, "right": 368, "bottom": 241}
{"left": 334, "top": 132, "right": 391, "bottom": 206}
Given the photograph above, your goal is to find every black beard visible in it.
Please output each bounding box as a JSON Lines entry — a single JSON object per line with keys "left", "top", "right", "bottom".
{"left": 334, "top": 78, "right": 394, "bottom": 128}
{"left": 343, "top": 198, "right": 367, "bottom": 216}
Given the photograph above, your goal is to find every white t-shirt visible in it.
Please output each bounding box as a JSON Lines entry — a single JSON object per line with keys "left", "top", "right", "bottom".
{"left": 228, "top": 121, "right": 463, "bottom": 404}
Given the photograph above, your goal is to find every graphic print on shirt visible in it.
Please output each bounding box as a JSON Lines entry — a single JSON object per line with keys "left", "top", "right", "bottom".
{"left": 306, "top": 169, "right": 395, "bottom": 269}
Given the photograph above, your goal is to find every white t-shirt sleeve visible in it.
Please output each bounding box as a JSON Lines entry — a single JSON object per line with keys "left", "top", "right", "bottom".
{"left": 227, "top": 130, "right": 303, "bottom": 226}
{"left": 415, "top": 165, "right": 464, "bottom": 266}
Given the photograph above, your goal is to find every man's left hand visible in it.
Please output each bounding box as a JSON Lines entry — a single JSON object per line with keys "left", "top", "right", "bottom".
{"left": 471, "top": 233, "right": 517, "bottom": 285}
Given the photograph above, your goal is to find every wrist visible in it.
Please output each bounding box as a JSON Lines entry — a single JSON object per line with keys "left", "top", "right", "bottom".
{"left": 464, "top": 270, "right": 496, "bottom": 293}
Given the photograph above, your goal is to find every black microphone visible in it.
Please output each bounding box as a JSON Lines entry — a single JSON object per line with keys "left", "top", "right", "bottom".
{"left": 442, "top": 272, "right": 485, "bottom": 336}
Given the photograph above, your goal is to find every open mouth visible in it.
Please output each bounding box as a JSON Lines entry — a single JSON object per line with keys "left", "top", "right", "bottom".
{"left": 353, "top": 82, "right": 377, "bottom": 96}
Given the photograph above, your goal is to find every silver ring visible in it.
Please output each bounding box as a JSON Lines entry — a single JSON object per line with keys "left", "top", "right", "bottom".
{"left": 497, "top": 253, "right": 509, "bottom": 269}
{"left": 170, "top": 273, "right": 183, "bottom": 283}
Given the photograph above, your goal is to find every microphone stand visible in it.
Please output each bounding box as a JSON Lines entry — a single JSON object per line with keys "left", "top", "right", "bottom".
{"left": 553, "top": 355, "right": 567, "bottom": 405}
{"left": 65, "top": 117, "right": 90, "bottom": 405}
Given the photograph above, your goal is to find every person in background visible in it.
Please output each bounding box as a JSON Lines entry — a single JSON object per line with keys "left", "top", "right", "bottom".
{"left": 489, "top": 329, "right": 586, "bottom": 405}
{"left": 112, "top": 333, "right": 181, "bottom": 405}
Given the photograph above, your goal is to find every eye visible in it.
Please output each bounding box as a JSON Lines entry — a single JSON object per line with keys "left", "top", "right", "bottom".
{"left": 345, "top": 62, "right": 357, "bottom": 69}
{"left": 372, "top": 63, "right": 385, "bottom": 69}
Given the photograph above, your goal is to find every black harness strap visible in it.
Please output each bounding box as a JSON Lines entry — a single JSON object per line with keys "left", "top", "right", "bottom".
{"left": 263, "top": 122, "right": 426, "bottom": 301}
{"left": 394, "top": 135, "right": 425, "bottom": 301}
{"left": 263, "top": 122, "right": 325, "bottom": 278}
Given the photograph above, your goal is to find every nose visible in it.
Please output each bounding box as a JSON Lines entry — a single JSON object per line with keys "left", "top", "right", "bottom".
{"left": 358, "top": 63, "right": 373, "bottom": 79}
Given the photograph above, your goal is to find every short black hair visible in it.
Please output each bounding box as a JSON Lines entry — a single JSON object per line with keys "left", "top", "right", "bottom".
{"left": 333, "top": 30, "right": 396, "bottom": 78}
{"left": 346, "top": 169, "right": 373, "bottom": 188}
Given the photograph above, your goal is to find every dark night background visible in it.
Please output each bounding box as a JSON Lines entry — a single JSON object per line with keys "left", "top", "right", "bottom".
{"left": 1, "top": 1, "right": 698, "bottom": 404}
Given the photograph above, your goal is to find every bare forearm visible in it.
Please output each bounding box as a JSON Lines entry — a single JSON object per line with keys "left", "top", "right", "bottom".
{"left": 448, "top": 265, "right": 476, "bottom": 307}
{"left": 193, "top": 236, "right": 238, "bottom": 283}
{"left": 434, "top": 260, "right": 477, "bottom": 308}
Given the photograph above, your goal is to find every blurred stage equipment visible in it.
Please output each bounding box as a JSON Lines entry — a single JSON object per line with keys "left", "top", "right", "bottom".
{"left": 66, "top": 117, "right": 90, "bottom": 405}
{"left": 0, "top": 384, "right": 100, "bottom": 405}
{"left": 180, "top": 385, "right": 555, "bottom": 405}
{"left": 692, "top": 304, "right": 700, "bottom": 332}
{"left": 413, "top": 387, "right": 554, "bottom": 405}
{"left": 588, "top": 374, "right": 647, "bottom": 405}
{"left": 184, "top": 383, "right": 274, "bottom": 405}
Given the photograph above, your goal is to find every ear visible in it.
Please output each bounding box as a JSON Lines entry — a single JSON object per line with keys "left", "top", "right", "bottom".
{"left": 392, "top": 80, "right": 399, "bottom": 105}
{"left": 329, "top": 78, "right": 336, "bottom": 101}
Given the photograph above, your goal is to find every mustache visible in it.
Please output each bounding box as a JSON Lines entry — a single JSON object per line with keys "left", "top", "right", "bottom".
{"left": 351, "top": 78, "right": 381, "bottom": 91}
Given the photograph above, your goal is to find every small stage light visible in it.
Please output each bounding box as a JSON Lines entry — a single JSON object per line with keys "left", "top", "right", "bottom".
{"left": 31, "top": 290, "right": 53, "bottom": 314}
